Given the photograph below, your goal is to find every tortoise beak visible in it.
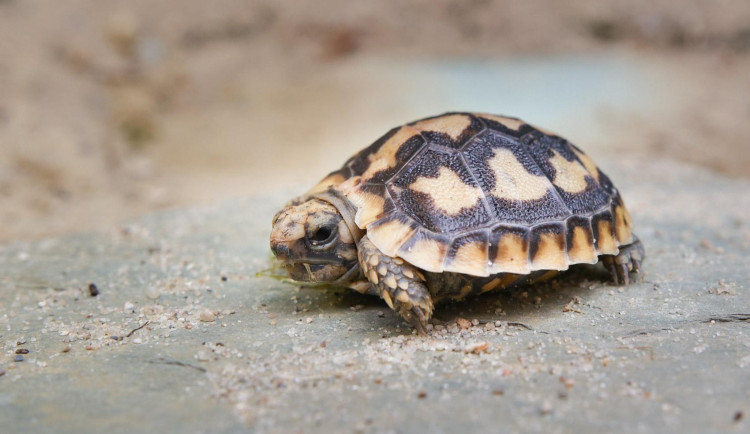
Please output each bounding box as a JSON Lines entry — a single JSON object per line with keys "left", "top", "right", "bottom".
{"left": 271, "top": 242, "right": 315, "bottom": 281}
{"left": 270, "top": 242, "right": 292, "bottom": 263}
{"left": 285, "top": 262, "right": 315, "bottom": 281}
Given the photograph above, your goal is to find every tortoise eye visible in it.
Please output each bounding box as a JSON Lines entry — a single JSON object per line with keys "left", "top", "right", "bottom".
{"left": 309, "top": 225, "right": 337, "bottom": 245}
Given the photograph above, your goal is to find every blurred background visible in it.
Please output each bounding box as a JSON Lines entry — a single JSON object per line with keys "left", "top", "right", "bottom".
{"left": 1, "top": 0, "right": 749, "bottom": 243}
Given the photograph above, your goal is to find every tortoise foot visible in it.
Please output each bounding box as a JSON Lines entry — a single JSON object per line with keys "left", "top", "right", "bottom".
{"left": 601, "top": 236, "right": 645, "bottom": 286}
{"left": 358, "top": 235, "right": 434, "bottom": 334}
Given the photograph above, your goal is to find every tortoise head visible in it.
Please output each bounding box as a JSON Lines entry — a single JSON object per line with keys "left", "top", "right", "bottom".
{"left": 270, "top": 198, "right": 359, "bottom": 283}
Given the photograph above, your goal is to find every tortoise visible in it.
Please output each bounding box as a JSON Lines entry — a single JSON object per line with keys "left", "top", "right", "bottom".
{"left": 270, "top": 112, "right": 644, "bottom": 333}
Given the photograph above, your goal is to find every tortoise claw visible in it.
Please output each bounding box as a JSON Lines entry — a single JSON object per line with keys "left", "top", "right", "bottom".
{"left": 603, "top": 256, "right": 619, "bottom": 284}
{"left": 409, "top": 306, "right": 428, "bottom": 336}
{"left": 618, "top": 263, "right": 630, "bottom": 286}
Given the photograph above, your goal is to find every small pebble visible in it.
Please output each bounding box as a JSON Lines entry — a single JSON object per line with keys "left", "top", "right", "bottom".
{"left": 199, "top": 310, "right": 216, "bottom": 322}
{"left": 735, "top": 411, "right": 744, "bottom": 422}
{"left": 146, "top": 287, "right": 160, "bottom": 299}
{"left": 88, "top": 283, "right": 100, "bottom": 297}
{"left": 0, "top": 367, "right": 5, "bottom": 376}
{"left": 13, "top": 355, "right": 24, "bottom": 362}
{"left": 562, "top": 377, "right": 575, "bottom": 389}
{"left": 540, "top": 400, "right": 553, "bottom": 415}
{"left": 196, "top": 350, "right": 210, "bottom": 361}
{"left": 456, "top": 317, "right": 471, "bottom": 329}
{"left": 15, "top": 349, "right": 29, "bottom": 354}
{"left": 221, "top": 276, "right": 228, "bottom": 282}
{"left": 16, "top": 339, "right": 26, "bottom": 345}
{"left": 417, "top": 390, "right": 427, "bottom": 399}
{"left": 61, "top": 346, "right": 71, "bottom": 353}
{"left": 464, "top": 342, "right": 490, "bottom": 354}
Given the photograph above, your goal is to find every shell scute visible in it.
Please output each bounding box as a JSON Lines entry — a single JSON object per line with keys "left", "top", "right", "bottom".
{"left": 565, "top": 216, "right": 598, "bottom": 264}
{"left": 348, "top": 183, "right": 394, "bottom": 228}
{"left": 409, "top": 113, "right": 485, "bottom": 149}
{"left": 522, "top": 133, "right": 612, "bottom": 216}
{"left": 488, "top": 226, "right": 531, "bottom": 275}
{"left": 529, "top": 223, "right": 568, "bottom": 271}
{"left": 396, "top": 229, "right": 450, "bottom": 273}
{"left": 356, "top": 128, "right": 425, "bottom": 184}
{"left": 444, "top": 230, "right": 490, "bottom": 276}
{"left": 366, "top": 214, "right": 418, "bottom": 257}
{"left": 613, "top": 199, "right": 634, "bottom": 245}
{"left": 476, "top": 113, "right": 532, "bottom": 136}
{"left": 591, "top": 209, "right": 618, "bottom": 255}
{"left": 389, "top": 149, "right": 491, "bottom": 233}
{"left": 463, "top": 131, "right": 570, "bottom": 224}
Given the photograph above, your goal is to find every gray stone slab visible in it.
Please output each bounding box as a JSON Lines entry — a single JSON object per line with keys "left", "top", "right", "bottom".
{"left": 1, "top": 156, "right": 749, "bottom": 433}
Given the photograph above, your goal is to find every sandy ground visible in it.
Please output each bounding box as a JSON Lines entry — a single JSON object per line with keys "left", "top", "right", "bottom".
{"left": 1, "top": 154, "right": 749, "bottom": 433}
{"left": 2, "top": 0, "right": 750, "bottom": 243}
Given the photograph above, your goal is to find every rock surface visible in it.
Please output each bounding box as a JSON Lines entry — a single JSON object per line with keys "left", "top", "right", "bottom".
{"left": 1, "top": 156, "right": 749, "bottom": 433}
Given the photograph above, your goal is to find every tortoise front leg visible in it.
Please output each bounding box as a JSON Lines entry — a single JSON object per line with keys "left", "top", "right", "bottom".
{"left": 357, "top": 235, "right": 434, "bottom": 334}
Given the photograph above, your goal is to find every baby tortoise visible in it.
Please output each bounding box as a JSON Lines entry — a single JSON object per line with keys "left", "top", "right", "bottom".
{"left": 270, "top": 112, "right": 644, "bottom": 334}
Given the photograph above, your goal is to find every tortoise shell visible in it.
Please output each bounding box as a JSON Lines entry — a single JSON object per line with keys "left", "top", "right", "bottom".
{"left": 310, "top": 112, "right": 634, "bottom": 277}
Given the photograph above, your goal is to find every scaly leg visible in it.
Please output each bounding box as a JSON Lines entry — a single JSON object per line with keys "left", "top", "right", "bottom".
{"left": 358, "top": 235, "right": 434, "bottom": 334}
{"left": 601, "top": 236, "right": 645, "bottom": 285}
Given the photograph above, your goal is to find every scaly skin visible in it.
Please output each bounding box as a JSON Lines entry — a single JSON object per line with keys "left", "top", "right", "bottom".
{"left": 357, "top": 235, "right": 434, "bottom": 334}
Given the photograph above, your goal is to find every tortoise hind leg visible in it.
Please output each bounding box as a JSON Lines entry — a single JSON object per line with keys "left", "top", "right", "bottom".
{"left": 358, "top": 235, "right": 434, "bottom": 334}
{"left": 601, "top": 236, "right": 645, "bottom": 285}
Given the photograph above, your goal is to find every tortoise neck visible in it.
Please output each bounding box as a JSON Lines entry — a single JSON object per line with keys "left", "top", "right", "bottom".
{"left": 311, "top": 189, "right": 364, "bottom": 244}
